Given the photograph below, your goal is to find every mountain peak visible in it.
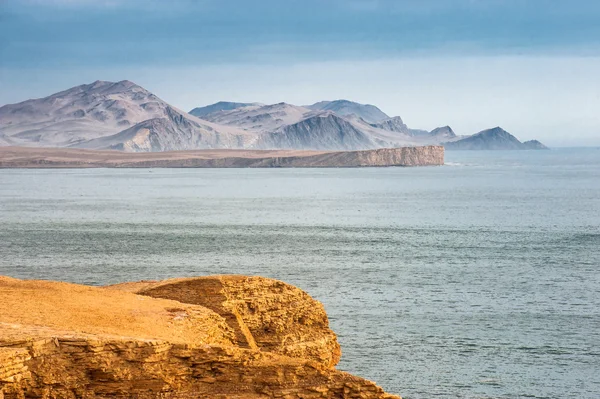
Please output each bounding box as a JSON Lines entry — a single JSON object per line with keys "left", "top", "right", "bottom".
{"left": 76, "top": 80, "right": 146, "bottom": 95}
{"left": 307, "top": 100, "right": 389, "bottom": 123}
{"left": 0, "top": 79, "right": 165, "bottom": 147}
{"left": 522, "top": 139, "right": 549, "bottom": 150}
{"left": 429, "top": 126, "right": 456, "bottom": 138}
{"left": 444, "top": 126, "right": 545, "bottom": 150}
{"left": 487, "top": 126, "right": 507, "bottom": 133}
{"left": 189, "top": 101, "right": 259, "bottom": 118}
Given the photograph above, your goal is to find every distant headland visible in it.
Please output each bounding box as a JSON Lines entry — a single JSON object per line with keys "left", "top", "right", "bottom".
{"left": 0, "top": 146, "right": 444, "bottom": 168}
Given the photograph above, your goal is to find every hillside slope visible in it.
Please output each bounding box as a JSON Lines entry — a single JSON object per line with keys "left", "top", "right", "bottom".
{"left": 444, "top": 127, "right": 547, "bottom": 150}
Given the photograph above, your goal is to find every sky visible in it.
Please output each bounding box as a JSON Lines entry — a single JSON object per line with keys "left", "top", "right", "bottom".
{"left": 1, "top": 0, "right": 600, "bottom": 146}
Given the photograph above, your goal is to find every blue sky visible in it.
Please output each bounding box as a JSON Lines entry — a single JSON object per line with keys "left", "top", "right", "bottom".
{"left": 1, "top": 0, "right": 600, "bottom": 145}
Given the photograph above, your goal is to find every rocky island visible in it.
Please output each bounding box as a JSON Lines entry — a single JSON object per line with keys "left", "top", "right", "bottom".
{"left": 0, "top": 275, "right": 399, "bottom": 399}
{"left": 0, "top": 146, "right": 444, "bottom": 168}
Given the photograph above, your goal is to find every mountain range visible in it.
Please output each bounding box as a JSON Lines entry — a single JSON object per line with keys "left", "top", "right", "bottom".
{"left": 0, "top": 80, "right": 547, "bottom": 152}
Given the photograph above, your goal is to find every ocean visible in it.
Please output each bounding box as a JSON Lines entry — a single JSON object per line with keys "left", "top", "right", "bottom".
{"left": 1, "top": 148, "right": 599, "bottom": 399}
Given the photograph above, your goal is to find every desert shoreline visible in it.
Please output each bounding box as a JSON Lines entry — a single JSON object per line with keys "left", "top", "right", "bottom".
{"left": 0, "top": 145, "right": 444, "bottom": 168}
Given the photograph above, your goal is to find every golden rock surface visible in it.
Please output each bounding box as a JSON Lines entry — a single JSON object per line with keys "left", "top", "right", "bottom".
{"left": 0, "top": 275, "right": 400, "bottom": 399}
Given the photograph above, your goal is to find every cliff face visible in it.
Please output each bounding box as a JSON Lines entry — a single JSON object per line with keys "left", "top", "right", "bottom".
{"left": 0, "top": 275, "right": 400, "bottom": 399}
{"left": 110, "top": 276, "right": 341, "bottom": 368}
{"left": 0, "top": 146, "right": 444, "bottom": 168}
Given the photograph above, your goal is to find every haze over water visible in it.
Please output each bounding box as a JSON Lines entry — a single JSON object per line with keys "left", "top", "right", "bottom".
{"left": 1, "top": 148, "right": 599, "bottom": 399}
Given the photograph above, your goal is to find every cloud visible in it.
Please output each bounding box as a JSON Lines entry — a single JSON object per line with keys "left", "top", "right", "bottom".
{"left": 9, "top": 0, "right": 170, "bottom": 8}
{"left": 18, "top": 0, "right": 124, "bottom": 6}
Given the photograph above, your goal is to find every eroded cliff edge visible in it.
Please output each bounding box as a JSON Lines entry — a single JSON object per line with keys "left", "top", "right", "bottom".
{"left": 0, "top": 146, "right": 443, "bottom": 168}
{"left": 0, "top": 275, "right": 400, "bottom": 399}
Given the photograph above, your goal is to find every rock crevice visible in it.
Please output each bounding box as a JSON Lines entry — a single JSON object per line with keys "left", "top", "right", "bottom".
{"left": 0, "top": 275, "right": 400, "bottom": 399}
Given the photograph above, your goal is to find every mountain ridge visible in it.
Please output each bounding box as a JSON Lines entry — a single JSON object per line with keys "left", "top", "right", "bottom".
{"left": 443, "top": 127, "right": 549, "bottom": 150}
{"left": 306, "top": 99, "right": 390, "bottom": 123}
{"left": 189, "top": 101, "right": 262, "bottom": 118}
{"left": 0, "top": 80, "right": 548, "bottom": 152}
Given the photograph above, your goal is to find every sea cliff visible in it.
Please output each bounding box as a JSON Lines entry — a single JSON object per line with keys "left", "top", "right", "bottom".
{"left": 0, "top": 275, "right": 400, "bottom": 399}
{"left": 0, "top": 146, "right": 444, "bottom": 168}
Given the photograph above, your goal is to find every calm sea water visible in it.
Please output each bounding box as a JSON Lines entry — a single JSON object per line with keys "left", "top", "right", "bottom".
{"left": 1, "top": 148, "right": 599, "bottom": 399}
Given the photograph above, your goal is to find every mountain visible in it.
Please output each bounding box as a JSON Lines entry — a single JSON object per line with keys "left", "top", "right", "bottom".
{"left": 199, "top": 102, "right": 312, "bottom": 133}
{"left": 0, "top": 133, "right": 12, "bottom": 146}
{"left": 428, "top": 126, "right": 457, "bottom": 141}
{"left": 80, "top": 106, "right": 256, "bottom": 152}
{"left": 256, "top": 112, "right": 378, "bottom": 150}
{"left": 306, "top": 100, "right": 389, "bottom": 123}
{"left": 0, "top": 80, "right": 254, "bottom": 151}
{"left": 444, "top": 127, "right": 547, "bottom": 150}
{"left": 189, "top": 101, "right": 261, "bottom": 118}
{"left": 0, "top": 80, "right": 172, "bottom": 147}
{"left": 522, "top": 140, "right": 549, "bottom": 150}
{"left": 1, "top": 81, "right": 547, "bottom": 152}
{"left": 368, "top": 116, "right": 410, "bottom": 134}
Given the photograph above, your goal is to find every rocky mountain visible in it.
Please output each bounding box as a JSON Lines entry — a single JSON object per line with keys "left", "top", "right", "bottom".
{"left": 369, "top": 116, "right": 410, "bottom": 134}
{"left": 256, "top": 112, "right": 379, "bottom": 150}
{"left": 80, "top": 106, "right": 255, "bottom": 152}
{"left": 376, "top": 124, "right": 456, "bottom": 140}
{"left": 0, "top": 133, "right": 11, "bottom": 146}
{"left": 522, "top": 139, "right": 549, "bottom": 150}
{"left": 0, "top": 80, "right": 547, "bottom": 152}
{"left": 194, "top": 102, "right": 463, "bottom": 150}
{"left": 199, "top": 102, "right": 312, "bottom": 133}
{"left": 444, "top": 127, "right": 547, "bottom": 150}
{"left": 428, "top": 126, "right": 457, "bottom": 140}
{"left": 0, "top": 80, "right": 169, "bottom": 147}
{"left": 306, "top": 100, "right": 389, "bottom": 123}
{"left": 189, "top": 101, "right": 261, "bottom": 118}
{"left": 0, "top": 81, "right": 255, "bottom": 151}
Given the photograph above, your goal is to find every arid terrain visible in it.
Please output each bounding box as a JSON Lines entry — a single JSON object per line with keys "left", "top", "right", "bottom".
{"left": 0, "top": 80, "right": 546, "bottom": 152}
{"left": 0, "top": 275, "right": 399, "bottom": 399}
{"left": 0, "top": 146, "right": 444, "bottom": 168}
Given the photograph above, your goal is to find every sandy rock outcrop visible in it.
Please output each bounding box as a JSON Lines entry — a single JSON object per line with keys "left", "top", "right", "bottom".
{"left": 109, "top": 276, "right": 341, "bottom": 368}
{"left": 0, "top": 275, "right": 400, "bottom": 399}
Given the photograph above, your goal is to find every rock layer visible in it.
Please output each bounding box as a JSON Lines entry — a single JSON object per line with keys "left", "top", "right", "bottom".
{"left": 110, "top": 276, "right": 341, "bottom": 368}
{"left": 0, "top": 146, "right": 444, "bottom": 168}
{"left": 0, "top": 275, "right": 400, "bottom": 399}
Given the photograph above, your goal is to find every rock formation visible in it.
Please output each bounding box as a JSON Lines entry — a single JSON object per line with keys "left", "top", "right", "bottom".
{"left": 522, "top": 139, "right": 549, "bottom": 150}
{"left": 0, "top": 80, "right": 253, "bottom": 151}
{"left": 255, "top": 113, "right": 378, "bottom": 151}
{"left": 79, "top": 107, "right": 256, "bottom": 152}
{"left": 368, "top": 117, "right": 410, "bottom": 134}
{"left": 189, "top": 102, "right": 262, "bottom": 118}
{"left": 306, "top": 100, "right": 390, "bottom": 124}
{"left": 0, "top": 80, "right": 547, "bottom": 152}
{"left": 0, "top": 146, "right": 444, "bottom": 168}
{"left": 0, "top": 275, "right": 400, "bottom": 399}
{"left": 443, "top": 127, "right": 548, "bottom": 150}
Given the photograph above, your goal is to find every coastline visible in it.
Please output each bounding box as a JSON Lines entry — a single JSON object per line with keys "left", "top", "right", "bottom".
{"left": 0, "top": 274, "right": 400, "bottom": 399}
{"left": 0, "top": 146, "right": 444, "bottom": 168}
